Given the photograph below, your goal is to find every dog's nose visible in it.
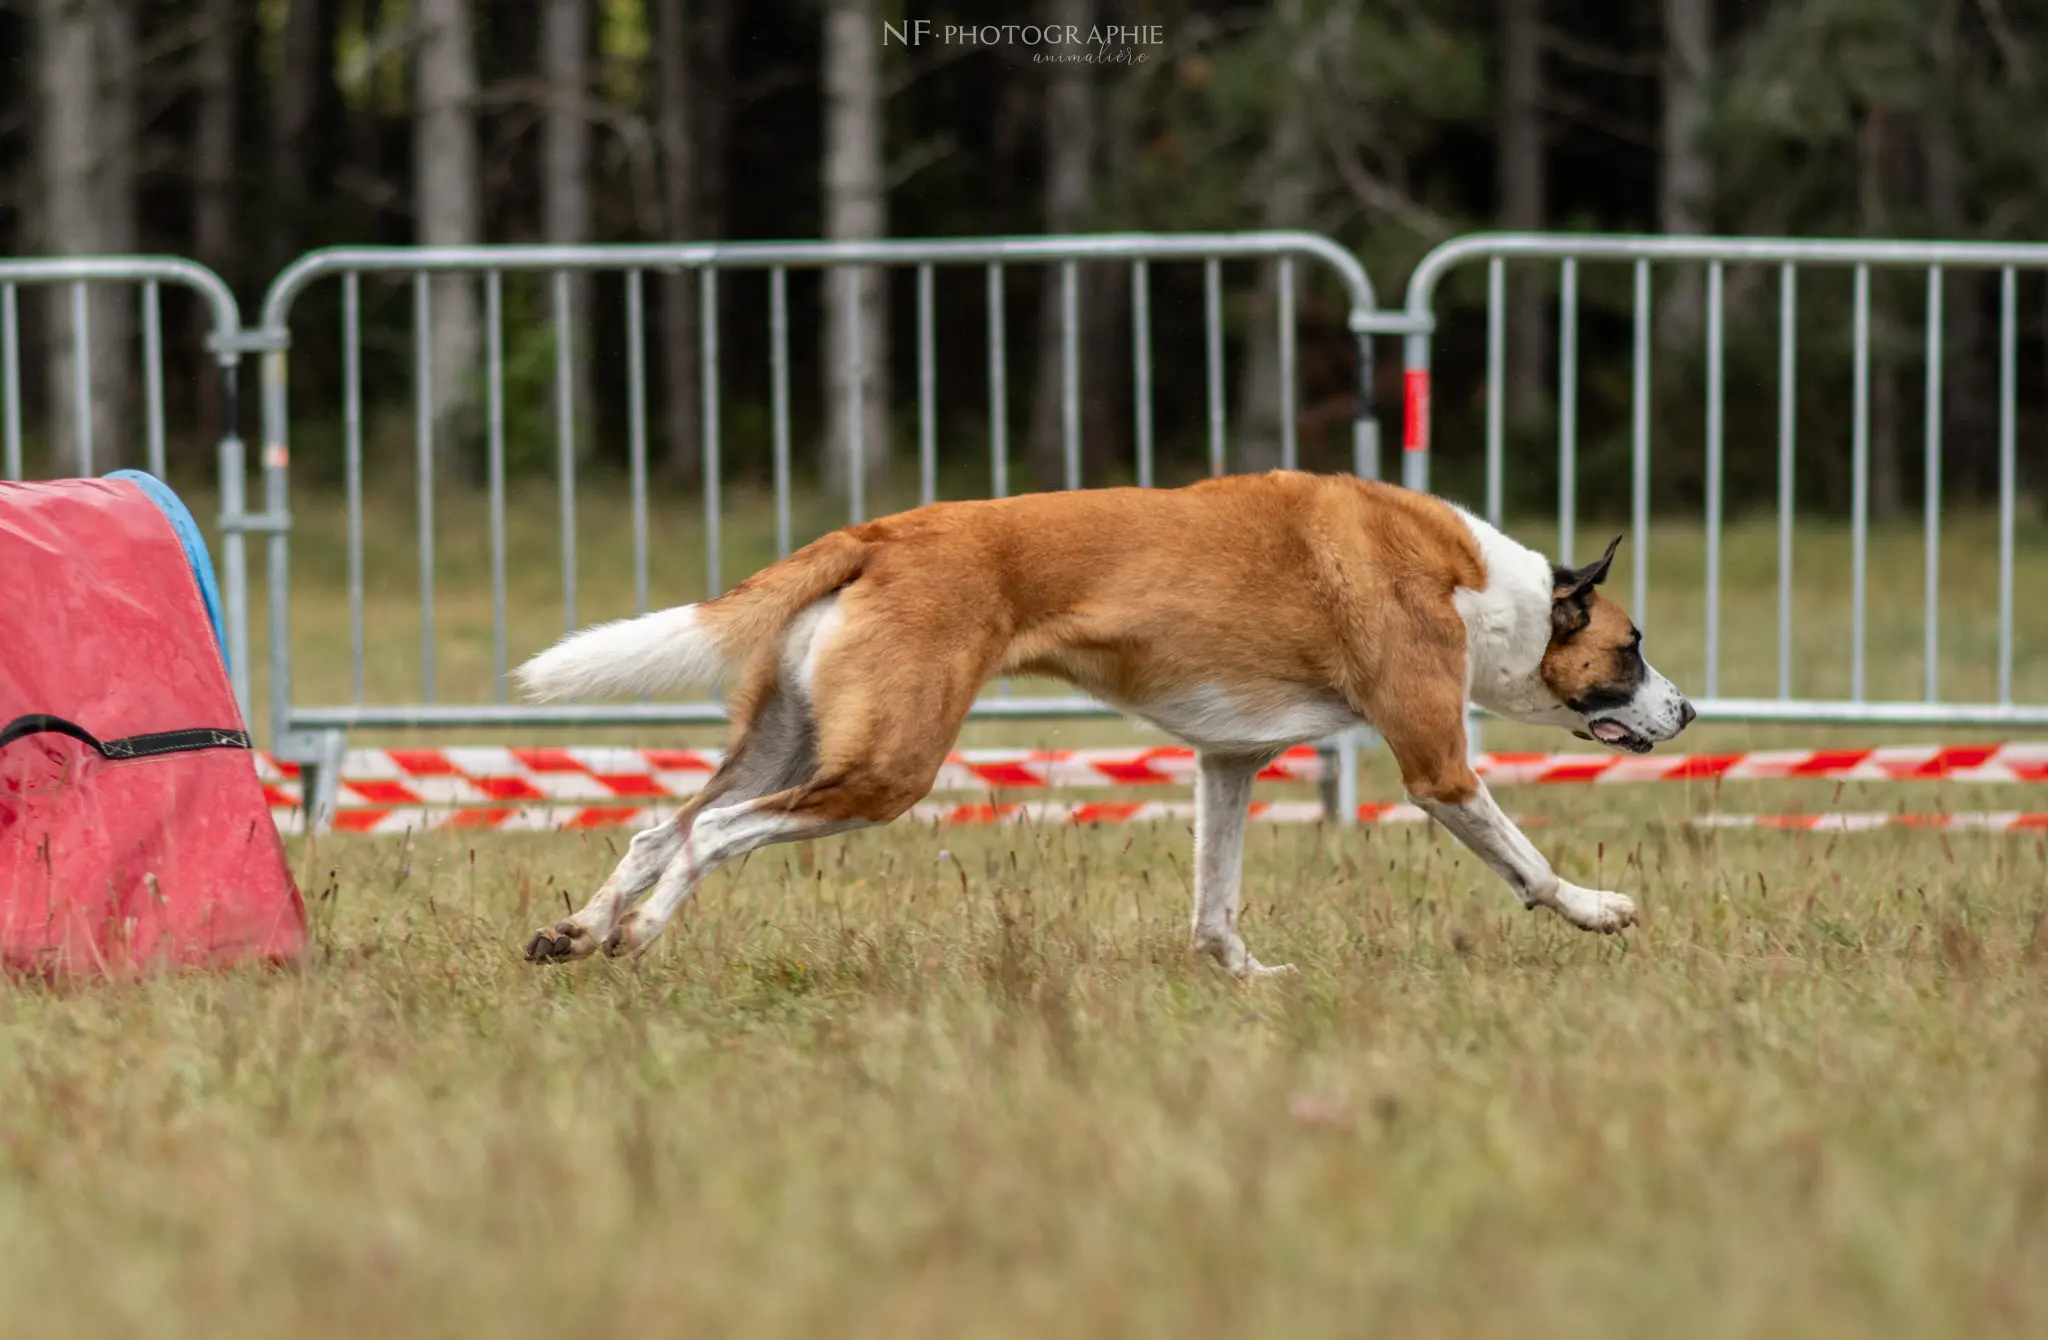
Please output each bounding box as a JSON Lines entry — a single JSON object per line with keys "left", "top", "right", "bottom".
{"left": 1679, "top": 700, "right": 1697, "bottom": 729}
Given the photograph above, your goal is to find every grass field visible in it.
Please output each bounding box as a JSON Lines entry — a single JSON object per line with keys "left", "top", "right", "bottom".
{"left": 4, "top": 481, "right": 2048, "bottom": 1338}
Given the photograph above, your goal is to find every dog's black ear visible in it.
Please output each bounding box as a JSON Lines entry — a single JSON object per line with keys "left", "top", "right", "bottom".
{"left": 1550, "top": 535, "right": 1622, "bottom": 639}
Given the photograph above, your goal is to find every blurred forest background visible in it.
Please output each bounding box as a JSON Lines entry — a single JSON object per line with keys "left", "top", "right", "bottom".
{"left": 0, "top": 0, "right": 2043, "bottom": 517}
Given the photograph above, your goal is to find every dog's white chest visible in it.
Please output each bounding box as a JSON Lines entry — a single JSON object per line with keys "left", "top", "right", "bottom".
{"left": 1130, "top": 684, "right": 1357, "bottom": 754}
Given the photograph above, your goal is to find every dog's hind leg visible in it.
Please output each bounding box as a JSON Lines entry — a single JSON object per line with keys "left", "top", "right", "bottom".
{"left": 598, "top": 589, "right": 991, "bottom": 959}
{"left": 598, "top": 788, "right": 875, "bottom": 958}
{"left": 598, "top": 741, "right": 956, "bottom": 958}
{"left": 1190, "top": 750, "right": 1296, "bottom": 979}
{"left": 524, "top": 684, "right": 817, "bottom": 964}
{"left": 523, "top": 815, "right": 692, "bottom": 963}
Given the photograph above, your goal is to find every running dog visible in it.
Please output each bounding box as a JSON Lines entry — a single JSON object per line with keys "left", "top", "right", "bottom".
{"left": 516, "top": 471, "right": 1695, "bottom": 975}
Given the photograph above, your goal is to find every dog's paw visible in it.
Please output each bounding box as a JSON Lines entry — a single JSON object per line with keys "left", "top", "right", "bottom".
{"left": 1196, "top": 929, "right": 1299, "bottom": 981}
{"left": 1550, "top": 883, "right": 1637, "bottom": 934}
{"left": 1242, "top": 957, "right": 1300, "bottom": 980}
{"left": 601, "top": 910, "right": 655, "bottom": 960}
{"left": 523, "top": 920, "right": 599, "bottom": 963}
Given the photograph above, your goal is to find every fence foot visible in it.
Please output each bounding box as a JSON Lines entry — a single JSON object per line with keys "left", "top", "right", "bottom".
{"left": 275, "top": 728, "right": 347, "bottom": 835}
{"left": 1317, "top": 727, "right": 1377, "bottom": 825}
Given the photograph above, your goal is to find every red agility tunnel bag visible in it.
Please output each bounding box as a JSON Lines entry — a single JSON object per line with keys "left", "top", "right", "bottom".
{"left": 0, "top": 475, "right": 305, "bottom": 977}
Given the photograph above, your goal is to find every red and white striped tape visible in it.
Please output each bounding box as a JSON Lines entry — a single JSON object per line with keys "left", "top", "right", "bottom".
{"left": 283, "top": 799, "right": 1353, "bottom": 836}
{"left": 272, "top": 803, "right": 2048, "bottom": 837}
{"left": 1689, "top": 811, "right": 2048, "bottom": 832}
{"left": 254, "top": 741, "right": 2048, "bottom": 810}
{"left": 1473, "top": 743, "right": 2048, "bottom": 785}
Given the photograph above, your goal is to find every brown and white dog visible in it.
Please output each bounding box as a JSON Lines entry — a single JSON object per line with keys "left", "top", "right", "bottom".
{"left": 516, "top": 471, "right": 1694, "bottom": 974}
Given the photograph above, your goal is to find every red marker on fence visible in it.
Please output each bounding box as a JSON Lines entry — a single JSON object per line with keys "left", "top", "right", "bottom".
{"left": 1402, "top": 369, "right": 1430, "bottom": 453}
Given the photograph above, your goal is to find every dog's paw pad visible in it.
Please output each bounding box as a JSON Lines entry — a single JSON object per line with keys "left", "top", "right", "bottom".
{"left": 523, "top": 921, "right": 594, "bottom": 963}
{"left": 601, "top": 914, "right": 647, "bottom": 959}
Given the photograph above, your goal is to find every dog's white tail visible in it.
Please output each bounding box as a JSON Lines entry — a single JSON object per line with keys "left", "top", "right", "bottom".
{"left": 514, "top": 605, "right": 723, "bottom": 701}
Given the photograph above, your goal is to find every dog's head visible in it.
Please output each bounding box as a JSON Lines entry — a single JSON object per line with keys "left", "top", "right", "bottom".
{"left": 1539, "top": 536, "right": 1694, "bottom": 754}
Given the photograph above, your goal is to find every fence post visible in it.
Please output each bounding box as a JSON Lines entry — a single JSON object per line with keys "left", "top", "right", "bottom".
{"left": 1401, "top": 330, "right": 1431, "bottom": 494}
{"left": 214, "top": 362, "right": 252, "bottom": 719}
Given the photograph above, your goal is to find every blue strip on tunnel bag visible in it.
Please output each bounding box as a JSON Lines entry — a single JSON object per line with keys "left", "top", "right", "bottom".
{"left": 105, "top": 470, "right": 229, "bottom": 674}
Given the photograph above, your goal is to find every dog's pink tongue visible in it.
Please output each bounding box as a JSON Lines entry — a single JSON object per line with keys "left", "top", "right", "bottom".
{"left": 1590, "top": 720, "right": 1631, "bottom": 745}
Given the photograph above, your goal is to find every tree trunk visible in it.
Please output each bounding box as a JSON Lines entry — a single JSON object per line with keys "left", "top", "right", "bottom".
{"left": 37, "top": 0, "right": 135, "bottom": 476}
{"left": 1028, "top": 0, "right": 1095, "bottom": 490}
{"left": 1085, "top": 0, "right": 1138, "bottom": 479}
{"left": 1498, "top": 0, "right": 1546, "bottom": 424}
{"left": 95, "top": 0, "right": 136, "bottom": 466}
{"left": 1859, "top": 108, "right": 1902, "bottom": 522}
{"left": 655, "top": 0, "right": 700, "bottom": 480}
{"left": 1233, "top": 0, "right": 1314, "bottom": 475}
{"left": 415, "top": 0, "right": 482, "bottom": 461}
{"left": 1922, "top": 0, "right": 1992, "bottom": 496}
{"left": 1659, "top": 0, "right": 1712, "bottom": 349}
{"left": 697, "top": 0, "right": 732, "bottom": 240}
{"left": 821, "top": 0, "right": 888, "bottom": 495}
{"left": 193, "top": 0, "right": 239, "bottom": 447}
{"left": 194, "top": 0, "right": 239, "bottom": 273}
{"left": 348, "top": 0, "right": 389, "bottom": 202}
{"left": 542, "top": 0, "right": 593, "bottom": 453}
{"left": 273, "top": 0, "right": 327, "bottom": 267}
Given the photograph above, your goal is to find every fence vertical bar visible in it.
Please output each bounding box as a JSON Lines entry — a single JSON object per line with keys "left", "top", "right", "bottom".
{"left": 1278, "top": 257, "right": 1298, "bottom": 471}
{"left": 553, "top": 271, "right": 578, "bottom": 633}
{"left": 412, "top": 275, "right": 437, "bottom": 702}
{"left": 702, "top": 266, "right": 723, "bottom": 596}
{"left": 1061, "top": 260, "right": 1082, "bottom": 489}
{"left": 1204, "top": 256, "right": 1225, "bottom": 477}
{"left": 1705, "top": 261, "right": 1724, "bottom": 699}
{"left": 1354, "top": 330, "right": 1379, "bottom": 483}
{"left": 1630, "top": 260, "right": 1651, "bottom": 624}
{"left": 485, "top": 271, "right": 508, "bottom": 700}
{"left": 1335, "top": 731, "right": 1359, "bottom": 827}
{"left": 1401, "top": 323, "right": 1430, "bottom": 492}
{"left": 1132, "top": 259, "right": 1154, "bottom": 488}
{"left": 141, "top": 281, "right": 166, "bottom": 479}
{"left": 1777, "top": 265, "right": 1797, "bottom": 701}
{"left": 261, "top": 356, "right": 289, "bottom": 744}
{"left": 71, "top": 282, "right": 92, "bottom": 475}
{"left": 1850, "top": 264, "right": 1870, "bottom": 702}
{"left": 0, "top": 284, "right": 17, "bottom": 480}
{"left": 770, "top": 267, "right": 793, "bottom": 557}
{"left": 626, "top": 269, "right": 650, "bottom": 616}
{"left": 1923, "top": 267, "right": 1943, "bottom": 703}
{"left": 987, "top": 263, "right": 1008, "bottom": 498}
{"left": 222, "top": 391, "right": 252, "bottom": 722}
{"left": 1485, "top": 258, "right": 1505, "bottom": 524}
{"left": 1557, "top": 259, "right": 1578, "bottom": 564}
{"left": 845, "top": 270, "right": 865, "bottom": 523}
{"left": 918, "top": 263, "right": 937, "bottom": 505}
{"left": 343, "top": 272, "right": 366, "bottom": 704}
{"left": 1999, "top": 265, "right": 2016, "bottom": 705}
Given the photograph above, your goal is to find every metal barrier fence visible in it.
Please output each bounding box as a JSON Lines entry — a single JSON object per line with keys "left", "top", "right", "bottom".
{"left": 0, "top": 256, "right": 264, "bottom": 713}
{"left": 251, "top": 233, "right": 1396, "bottom": 817}
{"left": 1399, "top": 233, "right": 2048, "bottom": 735}
{"left": 7, "top": 231, "right": 2043, "bottom": 830}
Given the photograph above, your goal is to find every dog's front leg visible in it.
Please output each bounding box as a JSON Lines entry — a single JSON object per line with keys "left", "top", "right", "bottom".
{"left": 1378, "top": 714, "right": 1636, "bottom": 932}
{"left": 1412, "top": 776, "right": 1636, "bottom": 932}
{"left": 1191, "top": 751, "right": 1296, "bottom": 978}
